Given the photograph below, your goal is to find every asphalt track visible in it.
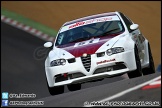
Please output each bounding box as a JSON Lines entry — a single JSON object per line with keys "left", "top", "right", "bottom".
{"left": 1, "top": 22, "right": 161, "bottom": 107}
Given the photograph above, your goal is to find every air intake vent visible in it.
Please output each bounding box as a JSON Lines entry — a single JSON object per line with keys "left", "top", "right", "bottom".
{"left": 81, "top": 54, "right": 91, "bottom": 72}
{"left": 67, "top": 58, "right": 76, "bottom": 63}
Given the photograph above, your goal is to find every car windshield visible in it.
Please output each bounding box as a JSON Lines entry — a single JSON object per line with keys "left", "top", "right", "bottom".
{"left": 55, "top": 15, "right": 125, "bottom": 46}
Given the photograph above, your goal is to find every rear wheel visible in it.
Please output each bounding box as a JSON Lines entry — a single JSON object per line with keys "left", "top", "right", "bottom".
{"left": 142, "top": 43, "right": 155, "bottom": 75}
{"left": 67, "top": 83, "right": 81, "bottom": 91}
{"left": 128, "top": 46, "right": 143, "bottom": 78}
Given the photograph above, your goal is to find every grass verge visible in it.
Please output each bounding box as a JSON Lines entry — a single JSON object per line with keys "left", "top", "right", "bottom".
{"left": 1, "top": 8, "right": 58, "bottom": 37}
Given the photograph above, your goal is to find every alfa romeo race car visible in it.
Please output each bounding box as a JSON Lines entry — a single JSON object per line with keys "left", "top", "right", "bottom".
{"left": 44, "top": 11, "right": 155, "bottom": 95}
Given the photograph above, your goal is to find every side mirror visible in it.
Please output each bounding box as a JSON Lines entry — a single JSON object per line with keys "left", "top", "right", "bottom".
{"left": 44, "top": 42, "right": 53, "bottom": 48}
{"left": 130, "top": 24, "right": 139, "bottom": 30}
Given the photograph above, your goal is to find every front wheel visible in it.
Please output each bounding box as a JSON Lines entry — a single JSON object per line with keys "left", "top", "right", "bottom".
{"left": 142, "top": 43, "right": 155, "bottom": 75}
{"left": 46, "top": 78, "right": 64, "bottom": 95}
{"left": 47, "top": 85, "right": 64, "bottom": 95}
{"left": 128, "top": 46, "right": 143, "bottom": 78}
{"left": 67, "top": 83, "right": 81, "bottom": 91}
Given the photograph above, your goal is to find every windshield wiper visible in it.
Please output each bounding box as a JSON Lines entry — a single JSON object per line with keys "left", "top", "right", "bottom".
{"left": 96, "top": 28, "right": 120, "bottom": 37}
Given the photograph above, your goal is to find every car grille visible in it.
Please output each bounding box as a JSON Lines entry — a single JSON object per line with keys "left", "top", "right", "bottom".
{"left": 81, "top": 54, "right": 91, "bottom": 72}
{"left": 69, "top": 73, "right": 86, "bottom": 79}
{"left": 93, "top": 64, "right": 126, "bottom": 74}
{"left": 55, "top": 72, "right": 85, "bottom": 83}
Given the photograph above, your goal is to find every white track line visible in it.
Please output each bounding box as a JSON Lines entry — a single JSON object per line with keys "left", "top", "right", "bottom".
{"left": 149, "top": 80, "right": 161, "bottom": 85}
{"left": 84, "top": 75, "right": 161, "bottom": 107}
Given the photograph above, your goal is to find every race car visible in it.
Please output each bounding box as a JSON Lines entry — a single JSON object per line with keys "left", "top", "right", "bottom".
{"left": 44, "top": 11, "right": 155, "bottom": 95}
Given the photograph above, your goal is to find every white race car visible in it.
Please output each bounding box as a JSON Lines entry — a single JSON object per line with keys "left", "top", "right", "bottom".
{"left": 44, "top": 11, "right": 155, "bottom": 95}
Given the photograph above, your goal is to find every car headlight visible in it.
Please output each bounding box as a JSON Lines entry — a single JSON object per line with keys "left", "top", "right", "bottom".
{"left": 50, "top": 59, "right": 66, "bottom": 66}
{"left": 106, "top": 47, "right": 124, "bottom": 56}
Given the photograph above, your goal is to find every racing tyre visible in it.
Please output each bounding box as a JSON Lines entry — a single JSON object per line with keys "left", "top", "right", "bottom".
{"left": 48, "top": 85, "right": 64, "bottom": 95}
{"left": 142, "top": 43, "right": 155, "bottom": 75}
{"left": 67, "top": 83, "right": 81, "bottom": 91}
{"left": 128, "top": 46, "right": 143, "bottom": 78}
{"left": 46, "top": 79, "right": 64, "bottom": 95}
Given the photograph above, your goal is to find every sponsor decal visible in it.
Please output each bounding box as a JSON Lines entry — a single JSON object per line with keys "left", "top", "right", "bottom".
{"left": 69, "top": 17, "right": 113, "bottom": 29}
{"left": 69, "top": 21, "right": 85, "bottom": 29}
{"left": 97, "top": 58, "right": 115, "bottom": 65}
{"left": 60, "top": 15, "right": 120, "bottom": 33}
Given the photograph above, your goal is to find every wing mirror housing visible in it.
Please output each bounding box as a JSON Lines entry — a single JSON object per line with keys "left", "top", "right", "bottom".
{"left": 130, "top": 24, "right": 139, "bottom": 30}
{"left": 44, "top": 42, "right": 53, "bottom": 49}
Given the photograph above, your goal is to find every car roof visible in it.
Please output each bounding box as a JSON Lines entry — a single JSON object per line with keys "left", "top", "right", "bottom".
{"left": 63, "top": 11, "right": 119, "bottom": 26}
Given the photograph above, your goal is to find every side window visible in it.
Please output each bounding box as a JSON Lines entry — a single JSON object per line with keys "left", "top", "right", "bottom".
{"left": 119, "top": 12, "right": 133, "bottom": 32}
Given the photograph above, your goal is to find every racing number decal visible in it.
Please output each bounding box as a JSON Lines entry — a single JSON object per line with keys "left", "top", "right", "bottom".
{"left": 138, "top": 34, "right": 145, "bottom": 43}
{"left": 132, "top": 33, "right": 145, "bottom": 60}
{"left": 74, "top": 38, "right": 100, "bottom": 47}
{"left": 132, "top": 33, "right": 144, "bottom": 49}
{"left": 132, "top": 34, "right": 140, "bottom": 48}
{"left": 136, "top": 34, "right": 145, "bottom": 60}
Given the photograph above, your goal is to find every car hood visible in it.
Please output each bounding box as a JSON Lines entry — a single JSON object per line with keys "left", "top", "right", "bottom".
{"left": 52, "top": 34, "right": 123, "bottom": 58}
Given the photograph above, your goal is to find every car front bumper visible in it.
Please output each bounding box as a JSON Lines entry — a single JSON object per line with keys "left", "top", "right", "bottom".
{"left": 45, "top": 49, "right": 136, "bottom": 87}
